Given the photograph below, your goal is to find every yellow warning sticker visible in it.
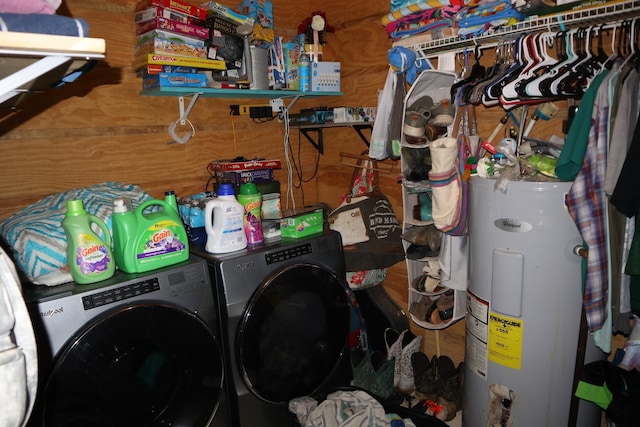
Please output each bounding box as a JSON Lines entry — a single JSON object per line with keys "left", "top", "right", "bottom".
{"left": 488, "top": 312, "right": 523, "bottom": 370}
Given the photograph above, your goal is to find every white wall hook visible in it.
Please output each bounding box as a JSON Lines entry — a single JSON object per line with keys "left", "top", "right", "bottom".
{"left": 168, "top": 93, "right": 199, "bottom": 144}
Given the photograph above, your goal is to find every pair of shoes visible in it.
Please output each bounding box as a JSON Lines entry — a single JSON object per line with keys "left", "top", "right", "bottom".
{"left": 384, "top": 328, "right": 422, "bottom": 393}
{"left": 411, "top": 352, "right": 464, "bottom": 422}
{"left": 351, "top": 346, "right": 394, "bottom": 399}
{"left": 436, "top": 356, "right": 464, "bottom": 421}
{"left": 429, "top": 99, "right": 456, "bottom": 127}
{"left": 412, "top": 191, "right": 433, "bottom": 222}
{"left": 402, "top": 225, "right": 442, "bottom": 260}
{"left": 409, "top": 289, "right": 454, "bottom": 324}
{"left": 403, "top": 96, "right": 434, "bottom": 138}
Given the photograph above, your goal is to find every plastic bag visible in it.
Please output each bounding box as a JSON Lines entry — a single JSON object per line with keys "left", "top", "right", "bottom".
{"left": 369, "top": 68, "right": 396, "bottom": 160}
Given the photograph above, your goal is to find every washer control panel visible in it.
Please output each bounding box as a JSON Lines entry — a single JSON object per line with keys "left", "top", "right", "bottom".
{"left": 82, "top": 278, "right": 160, "bottom": 310}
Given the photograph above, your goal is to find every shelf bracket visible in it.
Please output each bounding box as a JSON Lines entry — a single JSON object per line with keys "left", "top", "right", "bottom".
{"left": 296, "top": 123, "right": 373, "bottom": 155}
{"left": 299, "top": 127, "right": 324, "bottom": 154}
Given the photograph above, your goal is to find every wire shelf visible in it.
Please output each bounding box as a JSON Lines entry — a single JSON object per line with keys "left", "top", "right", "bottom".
{"left": 398, "top": 0, "right": 640, "bottom": 58}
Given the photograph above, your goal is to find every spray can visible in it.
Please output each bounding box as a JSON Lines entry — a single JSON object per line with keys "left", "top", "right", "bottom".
{"left": 299, "top": 53, "right": 310, "bottom": 92}
{"left": 205, "top": 183, "right": 247, "bottom": 254}
{"left": 62, "top": 199, "right": 115, "bottom": 284}
{"left": 237, "top": 182, "right": 264, "bottom": 246}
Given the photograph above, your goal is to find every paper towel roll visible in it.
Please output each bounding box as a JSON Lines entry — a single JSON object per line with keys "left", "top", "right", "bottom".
{"left": 250, "top": 46, "right": 269, "bottom": 90}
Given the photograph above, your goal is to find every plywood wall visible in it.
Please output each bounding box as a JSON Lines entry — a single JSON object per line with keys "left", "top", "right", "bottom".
{"left": 1, "top": 1, "right": 624, "bottom": 366}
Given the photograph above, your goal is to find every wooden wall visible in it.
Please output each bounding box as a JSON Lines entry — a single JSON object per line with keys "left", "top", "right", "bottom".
{"left": 0, "top": 0, "right": 624, "bottom": 367}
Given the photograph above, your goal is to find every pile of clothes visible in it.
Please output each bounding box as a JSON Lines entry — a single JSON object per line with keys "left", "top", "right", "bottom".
{"left": 383, "top": 0, "right": 524, "bottom": 41}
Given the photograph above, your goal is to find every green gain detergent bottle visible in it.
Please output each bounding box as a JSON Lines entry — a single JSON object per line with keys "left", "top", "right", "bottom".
{"left": 62, "top": 199, "right": 115, "bottom": 284}
{"left": 112, "top": 191, "right": 189, "bottom": 273}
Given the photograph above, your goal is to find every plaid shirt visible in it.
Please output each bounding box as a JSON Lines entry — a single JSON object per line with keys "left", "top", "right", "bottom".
{"left": 566, "top": 70, "right": 610, "bottom": 333}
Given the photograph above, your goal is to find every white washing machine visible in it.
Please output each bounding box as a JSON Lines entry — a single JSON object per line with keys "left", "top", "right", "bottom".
{"left": 192, "top": 230, "right": 355, "bottom": 427}
{"left": 23, "top": 255, "right": 231, "bottom": 427}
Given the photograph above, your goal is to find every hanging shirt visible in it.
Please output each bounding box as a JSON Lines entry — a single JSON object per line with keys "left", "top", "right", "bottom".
{"left": 565, "top": 69, "right": 610, "bottom": 334}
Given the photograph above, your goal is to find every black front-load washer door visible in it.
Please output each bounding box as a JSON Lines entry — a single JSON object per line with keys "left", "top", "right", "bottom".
{"left": 237, "top": 263, "right": 351, "bottom": 404}
{"left": 40, "top": 303, "right": 224, "bottom": 427}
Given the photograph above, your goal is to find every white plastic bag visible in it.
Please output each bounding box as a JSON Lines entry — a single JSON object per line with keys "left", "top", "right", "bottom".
{"left": 369, "top": 68, "right": 395, "bottom": 160}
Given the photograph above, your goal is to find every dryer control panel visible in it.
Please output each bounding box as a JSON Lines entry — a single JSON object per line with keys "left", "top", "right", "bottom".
{"left": 265, "top": 242, "right": 312, "bottom": 265}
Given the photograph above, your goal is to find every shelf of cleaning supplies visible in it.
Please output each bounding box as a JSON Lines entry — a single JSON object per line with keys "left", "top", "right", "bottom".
{"left": 398, "top": 0, "right": 640, "bottom": 59}
{"left": 140, "top": 87, "right": 343, "bottom": 98}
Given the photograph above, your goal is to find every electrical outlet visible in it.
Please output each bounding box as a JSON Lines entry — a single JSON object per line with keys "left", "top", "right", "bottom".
{"left": 270, "top": 98, "right": 285, "bottom": 113}
{"left": 230, "top": 104, "right": 240, "bottom": 115}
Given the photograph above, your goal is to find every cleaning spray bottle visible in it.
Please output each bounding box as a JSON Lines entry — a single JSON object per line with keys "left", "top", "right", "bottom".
{"left": 62, "top": 199, "right": 115, "bottom": 284}
{"left": 205, "top": 183, "right": 247, "bottom": 254}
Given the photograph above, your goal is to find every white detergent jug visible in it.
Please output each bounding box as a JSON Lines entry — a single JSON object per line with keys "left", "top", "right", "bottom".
{"left": 205, "top": 183, "right": 247, "bottom": 254}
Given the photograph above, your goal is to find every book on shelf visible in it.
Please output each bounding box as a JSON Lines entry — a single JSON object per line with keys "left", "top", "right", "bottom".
{"left": 133, "top": 53, "right": 226, "bottom": 72}
{"left": 209, "top": 158, "right": 282, "bottom": 172}
{"left": 136, "top": 16, "right": 210, "bottom": 40}
{"left": 136, "top": 0, "right": 207, "bottom": 21}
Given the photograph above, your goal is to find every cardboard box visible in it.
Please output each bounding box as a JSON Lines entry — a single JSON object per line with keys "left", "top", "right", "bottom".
{"left": 135, "top": 29, "right": 207, "bottom": 58}
{"left": 209, "top": 158, "right": 281, "bottom": 172}
{"left": 280, "top": 208, "right": 324, "bottom": 239}
{"left": 215, "top": 168, "right": 274, "bottom": 186}
{"left": 136, "top": 0, "right": 208, "bottom": 20}
{"left": 136, "top": 17, "right": 210, "bottom": 39}
{"left": 142, "top": 71, "right": 208, "bottom": 89}
{"left": 311, "top": 61, "right": 341, "bottom": 92}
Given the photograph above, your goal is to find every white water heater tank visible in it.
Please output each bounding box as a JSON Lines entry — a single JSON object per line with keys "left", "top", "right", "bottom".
{"left": 463, "top": 177, "right": 606, "bottom": 427}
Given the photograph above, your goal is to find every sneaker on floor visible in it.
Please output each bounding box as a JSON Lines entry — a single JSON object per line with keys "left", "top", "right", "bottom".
{"left": 397, "top": 330, "right": 422, "bottom": 393}
{"left": 436, "top": 356, "right": 464, "bottom": 421}
{"left": 384, "top": 328, "right": 406, "bottom": 389}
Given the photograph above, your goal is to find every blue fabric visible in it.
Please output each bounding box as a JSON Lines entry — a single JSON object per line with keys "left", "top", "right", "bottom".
{"left": 0, "top": 13, "right": 89, "bottom": 36}
{"left": 0, "top": 183, "right": 151, "bottom": 282}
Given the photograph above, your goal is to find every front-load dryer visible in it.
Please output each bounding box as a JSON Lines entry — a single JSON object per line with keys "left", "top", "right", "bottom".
{"left": 192, "top": 230, "right": 355, "bottom": 427}
{"left": 23, "top": 256, "right": 231, "bottom": 427}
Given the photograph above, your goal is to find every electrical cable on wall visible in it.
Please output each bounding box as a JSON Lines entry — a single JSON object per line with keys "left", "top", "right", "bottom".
{"left": 281, "top": 106, "right": 296, "bottom": 210}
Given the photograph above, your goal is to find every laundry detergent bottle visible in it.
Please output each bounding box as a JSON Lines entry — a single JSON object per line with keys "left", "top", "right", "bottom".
{"left": 62, "top": 199, "right": 115, "bottom": 284}
{"left": 112, "top": 191, "right": 189, "bottom": 273}
{"left": 205, "top": 183, "right": 247, "bottom": 254}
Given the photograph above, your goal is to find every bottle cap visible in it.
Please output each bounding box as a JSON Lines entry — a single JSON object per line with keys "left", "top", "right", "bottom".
{"left": 218, "top": 183, "right": 235, "bottom": 196}
{"left": 66, "top": 199, "right": 86, "bottom": 216}
{"left": 239, "top": 182, "right": 258, "bottom": 195}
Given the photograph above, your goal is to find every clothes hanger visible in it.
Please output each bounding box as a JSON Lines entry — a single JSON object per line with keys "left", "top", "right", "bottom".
{"left": 525, "top": 30, "right": 567, "bottom": 98}
{"left": 468, "top": 42, "right": 508, "bottom": 105}
{"left": 483, "top": 36, "right": 525, "bottom": 107}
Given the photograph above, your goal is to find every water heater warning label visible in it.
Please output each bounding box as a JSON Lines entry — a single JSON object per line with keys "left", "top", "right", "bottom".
{"left": 489, "top": 312, "right": 523, "bottom": 370}
{"left": 466, "top": 291, "right": 489, "bottom": 379}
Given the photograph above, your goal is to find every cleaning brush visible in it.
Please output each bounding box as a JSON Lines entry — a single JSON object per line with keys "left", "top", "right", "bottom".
{"left": 523, "top": 102, "right": 560, "bottom": 137}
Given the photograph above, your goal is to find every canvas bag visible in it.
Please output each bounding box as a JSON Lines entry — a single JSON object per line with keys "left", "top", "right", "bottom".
{"left": 329, "top": 156, "right": 405, "bottom": 289}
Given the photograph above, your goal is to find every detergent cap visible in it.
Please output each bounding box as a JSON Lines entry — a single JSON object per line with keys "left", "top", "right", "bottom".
{"left": 65, "top": 199, "right": 87, "bottom": 216}
{"left": 218, "top": 183, "right": 235, "bottom": 196}
{"left": 239, "top": 182, "right": 258, "bottom": 195}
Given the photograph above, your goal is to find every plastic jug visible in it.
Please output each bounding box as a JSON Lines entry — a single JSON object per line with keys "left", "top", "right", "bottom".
{"left": 111, "top": 191, "right": 189, "bottom": 273}
{"left": 237, "top": 182, "right": 264, "bottom": 246}
{"left": 205, "top": 183, "right": 247, "bottom": 254}
{"left": 62, "top": 199, "right": 115, "bottom": 284}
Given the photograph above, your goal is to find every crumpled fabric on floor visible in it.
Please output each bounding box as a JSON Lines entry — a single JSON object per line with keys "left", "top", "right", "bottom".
{"left": 290, "top": 390, "right": 416, "bottom": 427}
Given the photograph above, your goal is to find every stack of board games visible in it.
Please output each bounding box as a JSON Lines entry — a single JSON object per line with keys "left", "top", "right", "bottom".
{"left": 134, "top": 0, "right": 226, "bottom": 89}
